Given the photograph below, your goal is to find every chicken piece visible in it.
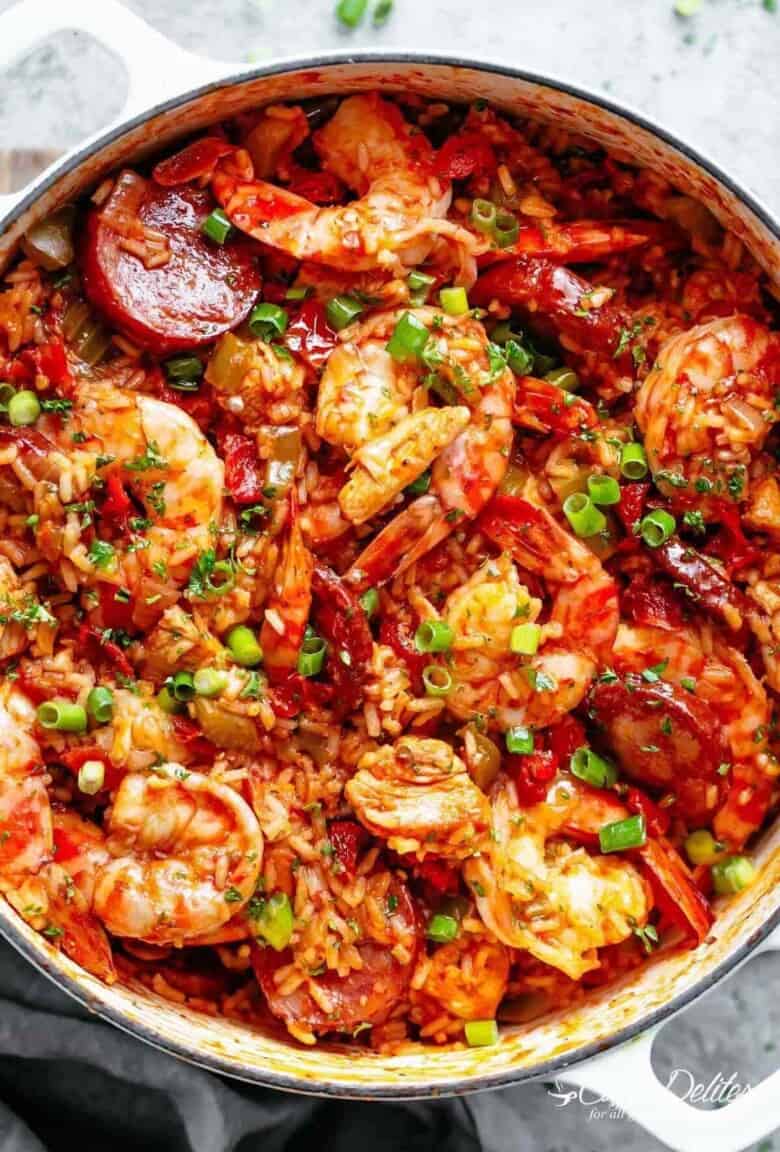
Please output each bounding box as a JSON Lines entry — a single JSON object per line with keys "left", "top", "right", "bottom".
{"left": 139, "top": 605, "right": 224, "bottom": 681}
{"left": 744, "top": 475, "right": 780, "bottom": 539}
{"left": 346, "top": 736, "right": 490, "bottom": 860}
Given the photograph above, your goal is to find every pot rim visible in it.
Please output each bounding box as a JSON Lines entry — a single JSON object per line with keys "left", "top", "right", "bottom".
{"left": 1, "top": 49, "right": 778, "bottom": 1099}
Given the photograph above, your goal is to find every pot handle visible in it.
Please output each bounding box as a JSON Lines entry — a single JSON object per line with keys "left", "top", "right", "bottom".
{"left": 563, "top": 927, "right": 780, "bottom": 1152}
{"left": 0, "top": 0, "right": 230, "bottom": 214}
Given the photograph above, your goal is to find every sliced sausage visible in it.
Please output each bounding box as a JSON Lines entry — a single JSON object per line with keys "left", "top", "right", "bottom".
{"left": 81, "top": 171, "right": 261, "bottom": 354}
{"left": 252, "top": 879, "right": 419, "bottom": 1035}
{"left": 590, "top": 675, "right": 727, "bottom": 823}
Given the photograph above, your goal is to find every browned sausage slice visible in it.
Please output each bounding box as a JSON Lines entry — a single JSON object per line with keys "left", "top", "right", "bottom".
{"left": 81, "top": 170, "right": 261, "bottom": 354}
{"left": 589, "top": 675, "right": 727, "bottom": 823}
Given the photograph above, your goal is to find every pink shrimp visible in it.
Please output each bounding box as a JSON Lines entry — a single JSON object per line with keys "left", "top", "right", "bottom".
{"left": 260, "top": 493, "right": 314, "bottom": 671}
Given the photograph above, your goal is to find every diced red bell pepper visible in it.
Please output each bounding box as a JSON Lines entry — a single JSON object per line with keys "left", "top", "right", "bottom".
{"left": 703, "top": 499, "right": 760, "bottom": 573}
{"left": 52, "top": 826, "right": 82, "bottom": 864}
{"left": 378, "top": 610, "right": 427, "bottom": 693}
{"left": 416, "top": 857, "right": 461, "bottom": 895}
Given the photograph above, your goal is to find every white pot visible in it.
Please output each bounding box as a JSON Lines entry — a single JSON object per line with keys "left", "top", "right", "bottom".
{"left": 0, "top": 4, "right": 778, "bottom": 1150}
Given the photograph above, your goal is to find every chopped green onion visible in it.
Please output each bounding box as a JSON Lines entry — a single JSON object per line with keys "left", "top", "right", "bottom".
{"left": 570, "top": 746, "right": 617, "bottom": 789}
{"left": 8, "top": 390, "right": 41, "bottom": 427}
{"left": 640, "top": 509, "right": 676, "bottom": 548}
{"left": 201, "top": 207, "right": 232, "bottom": 244}
{"left": 336, "top": 0, "right": 368, "bottom": 25}
{"left": 193, "top": 667, "right": 229, "bottom": 698}
{"left": 563, "top": 492, "right": 607, "bottom": 538}
{"left": 510, "top": 622, "right": 541, "bottom": 655}
{"left": 426, "top": 912, "right": 459, "bottom": 943}
{"left": 544, "top": 366, "right": 579, "bottom": 392}
{"left": 37, "top": 700, "right": 87, "bottom": 733}
{"left": 423, "top": 664, "right": 452, "bottom": 697}
{"left": 77, "top": 759, "right": 105, "bottom": 795}
{"left": 298, "top": 633, "right": 326, "bottom": 677}
{"left": 506, "top": 726, "right": 534, "bottom": 755}
{"left": 285, "top": 285, "right": 310, "bottom": 301}
{"left": 165, "top": 355, "right": 203, "bottom": 382}
{"left": 360, "top": 587, "right": 379, "bottom": 619}
{"left": 599, "top": 813, "right": 646, "bottom": 853}
{"left": 406, "top": 469, "right": 431, "bottom": 496}
{"left": 386, "top": 311, "right": 430, "bottom": 362}
{"left": 226, "top": 625, "right": 263, "bottom": 667}
{"left": 465, "top": 1019, "right": 499, "bottom": 1047}
{"left": 470, "top": 198, "right": 497, "bottom": 234}
{"left": 684, "top": 829, "right": 724, "bottom": 867}
{"left": 711, "top": 855, "right": 755, "bottom": 895}
{"left": 248, "top": 302, "right": 288, "bottom": 342}
{"left": 204, "top": 561, "right": 236, "bottom": 598}
{"left": 372, "top": 0, "right": 394, "bottom": 24}
{"left": 0, "top": 382, "right": 16, "bottom": 410}
{"left": 494, "top": 209, "right": 519, "bottom": 248}
{"left": 254, "top": 891, "right": 294, "bottom": 950}
{"left": 156, "top": 685, "right": 184, "bottom": 714}
{"left": 326, "top": 294, "right": 363, "bottom": 331}
{"left": 505, "top": 339, "right": 534, "bottom": 376}
{"left": 414, "top": 619, "right": 453, "bottom": 653}
{"left": 86, "top": 685, "right": 114, "bottom": 724}
{"left": 587, "top": 474, "right": 621, "bottom": 506}
{"left": 439, "top": 286, "right": 469, "bottom": 316}
{"left": 408, "top": 270, "right": 436, "bottom": 303}
{"left": 619, "top": 442, "right": 648, "bottom": 480}
{"left": 170, "top": 671, "right": 196, "bottom": 702}
{"left": 674, "top": 0, "right": 702, "bottom": 14}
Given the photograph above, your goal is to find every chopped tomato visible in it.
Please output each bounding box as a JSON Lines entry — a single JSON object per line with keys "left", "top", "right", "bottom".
{"left": 59, "top": 745, "right": 123, "bottom": 793}
{"left": 284, "top": 300, "right": 337, "bottom": 370}
{"left": 415, "top": 857, "right": 461, "bottom": 895}
{"left": 52, "top": 826, "right": 82, "bottom": 864}
{"left": 98, "top": 582, "right": 134, "bottom": 632}
{"left": 152, "top": 137, "right": 233, "bottom": 186}
{"left": 10, "top": 339, "right": 72, "bottom": 390}
{"left": 378, "top": 609, "right": 427, "bottom": 693}
{"left": 311, "top": 565, "right": 373, "bottom": 716}
{"left": 77, "top": 624, "right": 134, "bottom": 679}
{"left": 616, "top": 482, "right": 650, "bottom": 533}
{"left": 624, "top": 786, "right": 671, "bottom": 838}
{"left": 286, "top": 166, "right": 346, "bottom": 205}
{"left": 548, "top": 715, "right": 587, "bottom": 765}
{"left": 99, "top": 471, "right": 133, "bottom": 534}
{"left": 218, "top": 431, "right": 264, "bottom": 505}
{"left": 506, "top": 750, "right": 558, "bottom": 805}
{"left": 328, "top": 819, "right": 369, "bottom": 875}
{"left": 435, "top": 132, "right": 496, "bottom": 181}
{"left": 621, "top": 572, "right": 686, "bottom": 630}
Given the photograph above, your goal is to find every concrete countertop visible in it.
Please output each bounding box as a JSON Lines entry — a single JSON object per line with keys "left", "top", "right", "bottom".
{"left": 0, "top": 2, "right": 777, "bottom": 1151}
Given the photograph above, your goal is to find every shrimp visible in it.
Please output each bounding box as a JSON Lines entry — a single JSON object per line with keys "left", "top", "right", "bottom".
{"left": 635, "top": 315, "right": 780, "bottom": 503}
{"left": 19, "top": 376, "right": 223, "bottom": 589}
{"left": 92, "top": 763, "right": 262, "bottom": 945}
{"left": 344, "top": 308, "right": 514, "bottom": 588}
{"left": 0, "top": 683, "right": 51, "bottom": 881}
{"left": 212, "top": 95, "right": 478, "bottom": 282}
{"left": 464, "top": 777, "right": 650, "bottom": 980}
{"left": 446, "top": 495, "right": 618, "bottom": 728}
{"left": 260, "top": 493, "right": 313, "bottom": 672}
{"left": 0, "top": 690, "right": 116, "bottom": 980}
{"left": 345, "top": 736, "right": 491, "bottom": 861}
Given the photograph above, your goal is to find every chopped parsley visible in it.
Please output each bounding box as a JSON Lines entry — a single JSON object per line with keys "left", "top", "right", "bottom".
{"left": 87, "top": 538, "right": 116, "bottom": 570}
{"left": 125, "top": 441, "right": 167, "bottom": 472}
{"left": 641, "top": 660, "right": 668, "bottom": 683}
